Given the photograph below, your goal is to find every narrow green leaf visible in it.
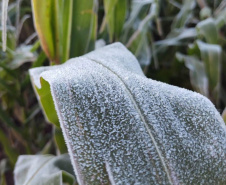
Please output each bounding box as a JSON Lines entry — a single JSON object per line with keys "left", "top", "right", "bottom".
{"left": 0, "top": 129, "right": 18, "bottom": 165}
{"left": 171, "top": 0, "right": 195, "bottom": 29}
{"left": 104, "top": 0, "right": 126, "bottom": 41}
{"left": 54, "top": 127, "right": 68, "bottom": 154}
{"left": 70, "top": 0, "right": 97, "bottom": 57}
{"left": 1, "top": 0, "right": 9, "bottom": 51}
{"left": 126, "top": 2, "right": 159, "bottom": 66}
{"left": 215, "top": 8, "right": 226, "bottom": 29}
{"left": 196, "top": 18, "right": 218, "bottom": 44}
{"left": 32, "top": 51, "right": 47, "bottom": 68}
{"left": 155, "top": 28, "right": 197, "bottom": 46}
{"left": 56, "top": 0, "right": 73, "bottom": 63}
{"left": 197, "top": 40, "right": 221, "bottom": 103}
{"left": 35, "top": 77, "right": 59, "bottom": 126}
{"left": 123, "top": 0, "right": 154, "bottom": 29}
{"left": 129, "top": 31, "right": 151, "bottom": 66}
{"left": 176, "top": 53, "right": 208, "bottom": 96}
{"left": 31, "top": 0, "right": 56, "bottom": 63}
{"left": 30, "top": 69, "right": 59, "bottom": 126}
{"left": 0, "top": 159, "right": 7, "bottom": 185}
{"left": 30, "top": 43, "right": 226, "bottom": 184}
{"left": 8, "top": 45, "right": 37, "bottom": 69}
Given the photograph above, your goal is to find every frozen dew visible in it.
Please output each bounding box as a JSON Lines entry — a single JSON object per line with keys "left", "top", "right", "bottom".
{"left": 30, "top": 43, "right": 226, "bottom": 185}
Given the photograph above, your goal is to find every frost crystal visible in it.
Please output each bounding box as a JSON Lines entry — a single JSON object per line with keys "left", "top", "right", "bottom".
{"left": 29, "top": 43, "right": 226, "bottom": 185}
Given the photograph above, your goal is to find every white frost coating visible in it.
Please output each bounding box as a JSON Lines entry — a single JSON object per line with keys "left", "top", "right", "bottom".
{"left": 29, "top": 42, "right": 226, "bottom": 185}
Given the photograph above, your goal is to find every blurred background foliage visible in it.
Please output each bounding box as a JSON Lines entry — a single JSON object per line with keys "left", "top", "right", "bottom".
{"left": 0, "top": 0, "right": 226, "bottom": 184}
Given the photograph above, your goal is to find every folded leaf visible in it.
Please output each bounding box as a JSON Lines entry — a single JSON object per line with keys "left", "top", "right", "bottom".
{"left": 196, "top": 18, "right": 218, "bottom": 44}
{"left": 29, "top": 43, "right": 226, "bottom": 184}
{"left": 14, "top": 154, "right": 76, "bottom": 185}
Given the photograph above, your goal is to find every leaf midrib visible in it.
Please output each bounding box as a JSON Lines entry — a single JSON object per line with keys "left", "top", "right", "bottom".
{"left": 87, "top": 57, "right": 173, "bottom": 185}
{"left": 25, "top": 156, "right": 54, "bottom": 185}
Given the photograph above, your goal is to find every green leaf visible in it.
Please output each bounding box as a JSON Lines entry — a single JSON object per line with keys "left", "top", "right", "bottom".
{"left": 31, "top": 0, "right": 56, "bottom": 63}
{"left": 129, "top": 31, "right": 151, "bottom": 66}
{"left": 176, "top": 53, "right": 208, "bottom": 96}
{"left": 14, "top": 154, "right": 76, "bottom": 185}
{"left": 123, "top": 0, "right": 154, "bottom": 32}
{"left": 196, "top": 18, "right": 218, "bottom": 44}
{"left": 31, "top": 0, "right": 98, "bottom": 62}
{"left": 32, "top": 51, "right": 47, "bottom": 68}
{"left": 0, "top": 27, "right": 16, "bottom": 51}
{"left": 54, "top": 127, "right": 68, "bottom": 154}
{"left": 35, "top": 78, "right": 59, "bottom": 126}
{"left": 197, "top": 40, "right": 222, "bottom": 103}
{"left": 70, "top": 0, "right": 97, "bottom": 57}
{"left": 55, "top": 0, "right": 73, "bottom": 63}
{"left": 31, "top": 0, "right": 75, "bottom": 64}
{"left": 126, "top": 2, "right": 159, "bottom": 66}
{"left": 155, "top": 28, "right": 197, "bottom": 46}
{"left": 0, "top": 129, "right": 18, "bottom": 165}
{"left": 171, "top": 0, "right": 195, "bottom": 29}
{"left": 0, "top": 159, "right": 8, "bottom": 185}
{"left": 7, "top": 45, "right": 37, "bottom": 69}
{"left": 30, "top": 69, "right": 59, "bottom": 126}
{"left": 104, "top": 0, "right": 127, "bottom": 41}
{"left": 30, "top": 43, "right": 226, "bottom": 184}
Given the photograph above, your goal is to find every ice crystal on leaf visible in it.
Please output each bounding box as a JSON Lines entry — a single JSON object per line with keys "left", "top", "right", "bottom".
{"left": 29, "top": 43, "right": 226, "bottom": 185}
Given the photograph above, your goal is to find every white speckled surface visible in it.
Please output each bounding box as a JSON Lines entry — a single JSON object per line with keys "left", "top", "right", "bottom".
{"left": 29, "top": 42, "right": 226, "bottom": 185}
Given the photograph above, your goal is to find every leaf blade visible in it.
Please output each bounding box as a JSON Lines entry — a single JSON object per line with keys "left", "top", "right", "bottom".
{"left": 69, "top": 0, "right": 97, "bottom": 58}
{"left": 30, "top": 43, "right": 226, "bottom": 184}
{"left": 31, "top": 0, "right": 56, "bottom": 62}
{"left": 14, "top": 154, "right": 76, "bottom": 185}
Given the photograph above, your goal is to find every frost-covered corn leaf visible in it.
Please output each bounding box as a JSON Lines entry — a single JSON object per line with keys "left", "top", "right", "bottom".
{"left": 29, "top": 43, "right": 226, "bottom": 185}
{"left": 14, "top": 154, "right": 76, "bottom": 185}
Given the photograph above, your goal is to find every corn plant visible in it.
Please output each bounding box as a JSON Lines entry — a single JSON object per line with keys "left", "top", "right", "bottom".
{"left": 16, "top": 42, "right": 226, "bottom": 184}
{"left": 0, "top": 0, "right": 56, "bottom": 184}
{"left": 1, "top": 0, "right": 226, "bottom": 184}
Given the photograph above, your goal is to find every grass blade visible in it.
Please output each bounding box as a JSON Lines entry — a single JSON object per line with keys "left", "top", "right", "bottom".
{"left": 104, "top": 0, "right": 127, "bottom": 42}
{"left": 70, "top": 0, "right": 98, "bottom": 57}
{"left": 31, "top": 0, "right": 56, "bottom": 63}
{"left": 1, "top": 0, "right": 9, "bottom": 51}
